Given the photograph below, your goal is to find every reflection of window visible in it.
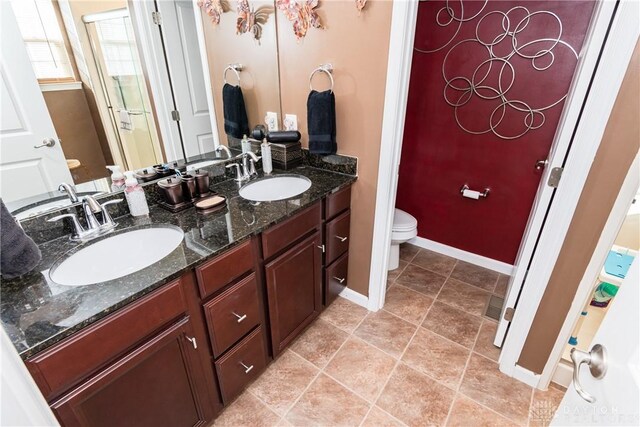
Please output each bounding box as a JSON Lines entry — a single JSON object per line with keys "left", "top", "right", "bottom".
{"left": 11, "top": 0, "right": 75, "bottom": 82}
{"left": 95, "top": 18, "right": 136, "bottom": 77}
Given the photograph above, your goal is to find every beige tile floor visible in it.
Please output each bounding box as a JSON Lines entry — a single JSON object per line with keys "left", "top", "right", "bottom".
{"left": 213, "top": 244, "right": 567, "bottom": 427}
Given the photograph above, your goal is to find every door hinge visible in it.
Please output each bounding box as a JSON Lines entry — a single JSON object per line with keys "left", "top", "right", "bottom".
{"left": 504, "top": 307, "right": 515, "bottom": 322}
{"left": 547, "top": 167, "right": 563, "bottom": 188}
{"left": 152, "top": 11, "right": 162, "bottom": 25}
{"left": 171, "top": 110, "right": 180, "bottom": 121}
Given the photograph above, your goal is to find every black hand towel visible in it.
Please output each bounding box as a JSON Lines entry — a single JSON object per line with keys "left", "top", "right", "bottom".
{"left": 308, "top": 90, "right": 337, "bottom": 155}
{"left": 0, "top": 199, "right": 41, "bottom": 279}
{"left": 222, "top": 83, "right": 250, "bottom": 139}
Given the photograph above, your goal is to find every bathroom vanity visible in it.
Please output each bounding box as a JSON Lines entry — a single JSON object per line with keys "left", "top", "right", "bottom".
{"left": 1, "top": 166, "right": 354, "bottom": 426}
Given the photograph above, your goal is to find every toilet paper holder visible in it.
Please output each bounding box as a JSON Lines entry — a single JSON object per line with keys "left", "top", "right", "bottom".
{"left": 460, "top": 184, "right": 490, "bottom": 199}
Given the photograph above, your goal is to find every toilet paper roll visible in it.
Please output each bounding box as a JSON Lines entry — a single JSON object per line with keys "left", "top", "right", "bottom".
{"left": 462, "top": 189, "right": 481, "bottom": 200}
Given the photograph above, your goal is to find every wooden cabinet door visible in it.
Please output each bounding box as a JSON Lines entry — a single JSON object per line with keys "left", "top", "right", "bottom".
{"left": 265, "top": 231, "right": 322, "bottom": 356}
{"left": 52, "top": 317, "right": 211, "bottom": 427}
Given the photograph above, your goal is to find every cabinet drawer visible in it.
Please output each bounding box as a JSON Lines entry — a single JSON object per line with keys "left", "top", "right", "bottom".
{"left": 215, "top": 327, "right": 267, "bottom": 403}
{"left": 196, "top": 240, "right": 253, "bottom": 298}
{"left": 203, "top": 273, "right": 261, "bottom": 357}
{"left": 325, "top": 210, "right": 351, "bottom": 265}
{"left": 325, "top": 185, "right": 351, "bottom": 220}
{"left": 27, "top": 279, "right": 187, "bottom": 401}
{"left": 325, "top": 252, "right": 349, "bottom": 306}
{"left": 261, "top": 202, "right": 321, "bottom": 260}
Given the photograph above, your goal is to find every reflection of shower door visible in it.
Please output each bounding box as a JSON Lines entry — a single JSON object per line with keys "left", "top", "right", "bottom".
{"left": 84, "top": 9, "right": 163, "bottom": 171}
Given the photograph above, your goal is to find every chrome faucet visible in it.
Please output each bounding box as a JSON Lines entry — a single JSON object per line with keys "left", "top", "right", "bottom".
{"left": 58, "top": 183, "right": 79, "bottom": 203}
{"left": 215, "top": 144, "right": 232, "bottom": 159}
{"left": 82, "top": 195, "right": 102, "bottom": 231}
{"left": 48, "top": 197, "right": 123, "bottom": 241}
{"left": 225, "top": 152, "right": 261, "bottom": 182}
{"left": 244, "top": 152, "right": 260, "bottom": 176}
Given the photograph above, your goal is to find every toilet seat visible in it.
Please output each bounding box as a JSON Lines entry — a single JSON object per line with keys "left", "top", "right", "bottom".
{"left": 393, "top": 209, "right": 417, "bottom": 232}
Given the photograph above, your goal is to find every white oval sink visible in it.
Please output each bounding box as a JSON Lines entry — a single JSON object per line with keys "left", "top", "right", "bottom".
{"left": 50, "top": 226, "right": 184, "bottom": 286}
{"left": 239, "top": 175, "right": 312, "bottom": 202}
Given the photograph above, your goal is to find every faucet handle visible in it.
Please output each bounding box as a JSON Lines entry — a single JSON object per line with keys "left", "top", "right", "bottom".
{"left": 226, "top": 163, "right": 244, "bottom": 182}
{"left": 246, "top": 152, "right": 261, "bottom": 176}
{"left": 100, "top": 199, "right": 123, "bottom": 229}
{"left": 101, "top": 199, "right": 123, "bottom": 207}
{"left": 48, "top": 213, "right": 89, "bottom": 241}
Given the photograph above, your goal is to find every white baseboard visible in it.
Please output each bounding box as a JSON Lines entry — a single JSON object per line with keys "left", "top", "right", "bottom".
{"left": 410, "top": 236, "right": 514, "bottom": 275}
{"left": 551, "top": 360, "right": 572, "bottom": 389}
{"left": 339, "top": 287, "right": 370, "bottom": 310}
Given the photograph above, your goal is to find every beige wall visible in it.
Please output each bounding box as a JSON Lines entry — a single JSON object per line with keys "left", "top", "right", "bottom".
{"left": 43, "top": 88, "right": 109, "bottom": 183}
{"left": 614, "top": 214, "right": 640, "bottom": 251}
{"left": 518, "top": 41, "right": 640, "bottom": 373}
{"left": 277, "top": 0, "right": 393, "bottom": 295}
{"left": 200, "top": 1, "right": 281, "bottom": 144}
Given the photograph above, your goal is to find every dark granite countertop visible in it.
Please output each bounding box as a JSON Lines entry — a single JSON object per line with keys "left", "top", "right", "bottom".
{"left": 1, "top": 167, "right": 355, "bottom": 360}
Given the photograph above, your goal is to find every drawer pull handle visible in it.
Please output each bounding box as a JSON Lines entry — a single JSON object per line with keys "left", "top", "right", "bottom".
{"left": 335, "top": 235, "right": 348, "bottom": 242}
{"left": 240, "top": 361, "right": 254, "bottom": 374}
{"left": 317, "top": 244, "right": 325, "bottom": 253}
{"left": 333, "top": 276, "right": 346, "bottom": 284}
{"left": 186, "top": 336, "right": 197, "bottom": 349}
{"left": 232, "top": 312, "right": 247, "bottom": 323}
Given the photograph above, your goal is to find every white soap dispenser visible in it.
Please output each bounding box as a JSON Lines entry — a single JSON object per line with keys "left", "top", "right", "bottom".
{"left": 261, "top": 138, "right": 273, "bottom": 174}
{"left": 107, "top": 165, "right": 126, "bottom": 191}
{"left": 123, "top": 171, "right": 149, "bottom": 217}
{"left": 241, "top": 134, "right": 251, "bottom": 153}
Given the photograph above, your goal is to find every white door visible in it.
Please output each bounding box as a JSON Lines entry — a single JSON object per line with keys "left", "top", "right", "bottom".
{"left": 0, "top": 2, "right": 72, "bottom": 203}
{"left": 552, "top": 258, "right": 639, "bottom": 426}
{"left": 493, "top": 1, "right": 620, "bottom": 347}
{"left": 155, "top": 0, "right": 215, "bottom": 158}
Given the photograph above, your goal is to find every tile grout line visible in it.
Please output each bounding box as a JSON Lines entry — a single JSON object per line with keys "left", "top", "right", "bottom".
{"left": 527, "top": 381, "right": 536, "bottom": 427}
{"left": 281, "top": 307, "right": 372, "bottom": 425}
{"left": 442, "top": 294, "right": 485, "bottom": 427}
{"left": 359, "top": 326, "right": 421, "bottom": 427}
{"left": 362, "top": 255, "right": 460, "bottom": 427}
{"left": 454, "top": 350, "right": 533, "bottom": 426}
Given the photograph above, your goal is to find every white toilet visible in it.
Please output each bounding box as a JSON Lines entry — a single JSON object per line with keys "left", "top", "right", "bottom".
{"left": 389, "top": 208, "right": 418, "bottom": 270}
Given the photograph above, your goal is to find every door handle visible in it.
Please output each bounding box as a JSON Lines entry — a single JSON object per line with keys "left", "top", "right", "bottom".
{"left": 570, "top": 344, "right": 607, "bottom": 403}
{"left": 34, "top": 138, "right": 57, "bottom": 149}
{"left": 535, "top": 159, "right": 549, "bottom": 170}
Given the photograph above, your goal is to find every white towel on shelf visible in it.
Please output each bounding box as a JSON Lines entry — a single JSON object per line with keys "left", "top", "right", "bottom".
{"left": 119, "top": 109, "right": 134, "bottom": 132}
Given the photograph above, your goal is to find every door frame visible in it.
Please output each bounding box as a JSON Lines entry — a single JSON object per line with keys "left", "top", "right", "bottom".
{"left": 367, "top": 0, "right": 419, "bottom": 311}
{"left": 368, "top": 0, "right": 638, "bottom": 386}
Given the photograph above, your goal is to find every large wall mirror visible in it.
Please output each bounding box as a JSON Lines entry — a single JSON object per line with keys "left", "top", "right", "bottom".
{"left": 199, "top": 0, "right": 281, "bottom": 148}
{"left": 0, "top": 0, "right": 283, "bottom": 220}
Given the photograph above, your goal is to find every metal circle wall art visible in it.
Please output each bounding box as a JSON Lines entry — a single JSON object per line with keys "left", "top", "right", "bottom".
{"left": 414, "top": 0, "right": 579, "bottom": 140}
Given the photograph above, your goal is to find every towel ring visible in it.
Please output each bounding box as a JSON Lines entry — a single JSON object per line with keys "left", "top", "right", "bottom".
{"left": 224, "top": 63, "right": 243, "bottom": 85}
{"left": 309, "top": 63, "right": 334, "bottom": 93}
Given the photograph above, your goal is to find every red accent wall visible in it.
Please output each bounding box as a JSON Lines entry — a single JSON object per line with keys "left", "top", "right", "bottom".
{"left": 396, "top": 0, "right": 596, "bottom": 264}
